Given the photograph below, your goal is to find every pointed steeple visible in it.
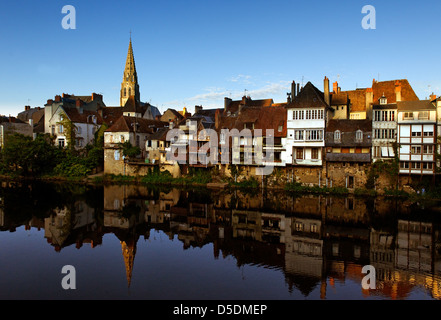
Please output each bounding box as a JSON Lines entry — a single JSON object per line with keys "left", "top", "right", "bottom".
{"left": 121, "top": 240, "right": 136, "bottom": 288}
{"left": 120, "top": 37, "right": 140, "bottom": 106}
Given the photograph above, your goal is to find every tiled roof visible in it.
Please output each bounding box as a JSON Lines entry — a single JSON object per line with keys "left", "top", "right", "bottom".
{"left": 326, "top": 119, "right": 372, "bottom": 132}
{"left": 287, "top": 82, "right": 329, "bottom": 109}
{"left": 64, "top": 108, "right": 103, "bottom": 125}
{"left": 105, "top": 115, "right": 168, "bottom": 133}
{"left": 397, "top": 100, "right": 435, "bottom": 111}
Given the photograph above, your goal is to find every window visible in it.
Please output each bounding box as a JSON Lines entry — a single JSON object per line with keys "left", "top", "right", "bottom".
{"left": 374, "top": 110, "right": 381, "bottom": 121}
{"left": 128, "top": 88, "right": 131, "bottom": 96}
{"left": 77, "top": 126, "right": 82, "bottom": 134}
{"left": 382, "top": 111, "right": 388, "bottom": 121}
{"left": 411, "top": 162, "right": 421, "bottom": 169}
{"left": 58, "top": 139, "right": 65, "bottom": 148}
{"left": 334, "top": 130, "right": 341, "bottom": 142}
{"left": 114, "top": 150, "right": 120, "bottom": 161}
{"left": 120, "top": 135, "right": 125, "bottom": 143}
{"left": 296, "top": 148, "right": 304, "bottom": 160}
{"left": 423, "top": 131, "right": 434, "bottom": 137}
{"left": 305, "top": 129, "right": 323, "bottom": 141}
{"left": 422, "top": 162, "right": 433, "bottom": 170}
{"left": 310, "top": 224, "right": 318, "bottom": 233}
{"left": 355, "top": 130, "right": 363, "bottom": 141}
{"left": 411, "top": 146, "right": 421, "bottom": 154}
{"left": 278, "top": 125, "right": 283, "bottom": 132}
{"left": 412, "top": 131, "right": 422, "bottom": 137}
{"left": 51, "top": 125, "right": 55, "bottom": 135}
{"left": 294, "top": 130, "right": 304, "bottom": 141}
{"left": 404, "top": 112, "right": 414, "bottom": 120}
{"left": 400, "top": 161, "right": 409, "bottom": 169}
{"left": 293, "top": 110, "right": 304, "bottom": 120}
{"left": 59, "top": 124, "right": 64, "bottom": 133}
{"left": 390, "top": 111, "right": 395, "bottom": 121}
{"left": 124, "top": 88, "right": 127, "bottom": 96}
{"left": 311, "top": 148, "right": 319, "bottom": 160}
{"left": 220, "top": 133, "right": 225, "bottom": 144}
{"left": 295, "top": 222, "right": 304, "bottom": 232}
{"left": 419, "top": 111, "right": 429, "bottom": 120}
{"left": 423, "top": 145, "right": 434, "bottom": 154}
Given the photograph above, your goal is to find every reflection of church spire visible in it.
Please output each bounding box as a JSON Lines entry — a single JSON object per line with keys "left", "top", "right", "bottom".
{"left": 121, "top": 240, "right": 137, "bottom": 288}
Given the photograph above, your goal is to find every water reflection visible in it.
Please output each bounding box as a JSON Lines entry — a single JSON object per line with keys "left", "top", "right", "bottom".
{"left": 1, "top": 180, "right": 441, "bottom": 300}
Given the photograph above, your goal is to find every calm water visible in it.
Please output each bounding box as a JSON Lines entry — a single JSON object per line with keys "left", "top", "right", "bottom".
{"left": 1, "top": 180, "right": 441, "bottom": 300}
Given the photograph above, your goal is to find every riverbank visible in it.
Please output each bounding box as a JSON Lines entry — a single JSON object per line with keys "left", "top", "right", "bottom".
{"left": 1, "top": 171, "right": 440, "bottom": 202}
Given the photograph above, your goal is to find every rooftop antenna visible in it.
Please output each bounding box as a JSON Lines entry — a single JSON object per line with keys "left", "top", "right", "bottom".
{"left": 301, "top": 76, "right": 304, "bottom": 87}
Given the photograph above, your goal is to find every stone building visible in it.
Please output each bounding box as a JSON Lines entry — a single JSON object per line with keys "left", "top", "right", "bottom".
{"left": 325, "top": 119, "right": 372, "bottom": 189}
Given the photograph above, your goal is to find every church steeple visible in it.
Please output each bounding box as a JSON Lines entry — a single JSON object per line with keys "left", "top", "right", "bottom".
{"left": 120, "top": 37, "right": 140, "bottom": 106}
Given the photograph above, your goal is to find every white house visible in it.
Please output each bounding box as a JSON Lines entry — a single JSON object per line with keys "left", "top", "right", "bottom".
{"left": 282, "top": 80, "right": 331, "bottom": 167}
{"left": 397, "top": 100, "right": 437, "bottom": 175}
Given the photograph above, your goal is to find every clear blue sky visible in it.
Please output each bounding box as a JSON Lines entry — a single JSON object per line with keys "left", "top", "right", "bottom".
{"left": 1, "top": 0, "right": 440, "bottom": 117}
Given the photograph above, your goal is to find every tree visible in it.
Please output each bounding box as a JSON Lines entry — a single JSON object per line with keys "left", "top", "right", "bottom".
{"left": 118, "top": 141, "right": 141, "bottom": 159}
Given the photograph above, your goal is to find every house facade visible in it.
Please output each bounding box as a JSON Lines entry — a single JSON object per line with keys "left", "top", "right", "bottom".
{"left": 397, "top": 100, "right": 437, "bottom": 176}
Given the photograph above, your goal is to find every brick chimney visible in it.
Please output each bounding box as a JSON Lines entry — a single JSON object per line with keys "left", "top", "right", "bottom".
{"left": 333, "top": 81, "right": 338, "bottom": 94}
{"left": 46, "top": 99, "right": 54, "bottom": 106}
{"left": 324, "top": 77, "right": 330, "bottom": 106}
{"left": 430, "top": 93, "right": 437, "bottom": 101}
{"left": 224, "top": 97, "right": 232, "bottom": 112}
{"left": 92, "top": 93, "right": 102, "bottom": 102}
{"left": 366, "top": 88, "right": 374, "bottom": 120}
{"left": 55, "top": 95, "right": 61, "bottom": 102}
{"left": 195, "top": 105, "right": 203, "bottom": 114}
{"left": 395, "top": 80, "right": 402, "bottom": 102}
{"left": 24, "top": 105, "right": 31, "bottom": 111}
{"left": 76, "top": 99, "right": 84, "bottom": 114}
{"left": 291, "top": 81, "right": 296, "bottom": 98}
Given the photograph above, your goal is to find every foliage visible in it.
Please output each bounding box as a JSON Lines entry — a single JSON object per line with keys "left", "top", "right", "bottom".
{"left": 57, "top": 112, "right": 77, "bottom": 152}
{"left": 0, "top": 133, "right": 63, "bottom": 176}
{"left": 118, "top": 141, "right": 141, "bottom": 159}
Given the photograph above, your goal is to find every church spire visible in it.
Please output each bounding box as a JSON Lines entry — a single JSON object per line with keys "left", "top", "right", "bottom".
{"left": 120, "top": 36, "right": 140, "bottom": 106}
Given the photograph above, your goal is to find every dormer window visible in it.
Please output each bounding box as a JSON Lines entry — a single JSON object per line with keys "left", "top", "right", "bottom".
{"left": 379, "top": 94, "right": 387, "bottom": 105}
{"left": 356, "top": 130, "right": 363, "bottom": 142}
{"left": 334, "top": 130, "right": 341, "bottom": 143}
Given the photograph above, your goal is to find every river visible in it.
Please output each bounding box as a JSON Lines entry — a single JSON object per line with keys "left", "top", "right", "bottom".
{"left": 0, "top": 180, "right": 441, "bottom": 300}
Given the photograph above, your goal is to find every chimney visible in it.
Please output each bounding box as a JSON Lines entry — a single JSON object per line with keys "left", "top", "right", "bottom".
{"left": 297, "top": 83, "right": 300, "bottom": 95}
{"left": 46, "top": 99, "right": 54, "bottom": 106}
{"left": 224, "top": 97, "right": 232, "bottom": 112}
{"left": 366, "top": 88, "right": 374, "bottom": 120}
{"left": 395, "top": 81, "right": 402, "bottom": 102}
{"left": 291, "top": 81, "right": 296, "bottom": 98}
{"left": 195, "top": 105, "right": 202, "bottom": 114}
{"left": 76, "top": 99, "right": 84, "bottom": 114}
{"left": 430, "top": 93, "right": 437, "bottom": 101}
{"left": 215, "top": 109, "right": 220, "bottom": 129}
{"left": 333, "top": 81, "right": 338, "bottom": 94}
{"left": 55, "top": 95, "right": 61, "bottom": 102}
{"left": 324, "top": 77, "right": 330, "bottom": 106}
{"left": 92, "top": 93, "right": 102, "bottom": 102}
{"left": 24, "top": 105, "right": 31, "bottom": 111}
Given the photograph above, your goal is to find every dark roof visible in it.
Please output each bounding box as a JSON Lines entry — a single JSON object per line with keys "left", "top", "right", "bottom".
{"left": 325, "top": 153, "right": 371, "bottom": 163}
{"left": 101, "top": 107, "right": 124, "bottom": 125}
{"left": 105, "top": 116, "right": 168, "bottom": 133}
{"left": 0, "top": 116, "right": 23, "bottom": 124}
{"left": 397, "top": 100, "right": 435, "bottom": 111}
{"left": 224, "top": 96, "right": 273, "bottom": 114}
{"left": 326, "top": 120, "right": 372, "bottom": 148}
{"left": 287, "top": 82, "right": 329, "bottom": 109}
{"left": 147, "top": 127, "right": 169, "bottom": 141}
{"left": 17, "top": 108, "right": 44, "bottom": 124}
{"left": 326, "top": 119, "right": 372, "bottom": 132}
{"left": 64, "top": 108, "right": 103, "bottom": 125}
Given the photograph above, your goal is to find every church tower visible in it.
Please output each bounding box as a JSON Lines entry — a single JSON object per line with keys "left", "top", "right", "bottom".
{"left": 120, "top": 37, "right": 140, "bottom": 106}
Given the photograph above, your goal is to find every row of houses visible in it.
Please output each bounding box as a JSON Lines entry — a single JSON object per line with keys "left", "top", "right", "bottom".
{"left": 101, "top": 76, "right": 440, "bottom": 191}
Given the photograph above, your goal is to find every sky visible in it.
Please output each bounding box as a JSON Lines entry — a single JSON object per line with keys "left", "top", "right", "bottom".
{"left": 1, "top": 0, "right": 441, "bottom": 117}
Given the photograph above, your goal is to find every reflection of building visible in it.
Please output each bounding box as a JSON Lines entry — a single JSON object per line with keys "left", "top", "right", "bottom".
{"left": 44, "top": 200, "right": 99, "bottom": 252}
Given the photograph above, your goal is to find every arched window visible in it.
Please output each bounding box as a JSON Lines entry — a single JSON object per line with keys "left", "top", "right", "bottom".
{"left": 334, "top": 130, "right": 341, "bottom": 142}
